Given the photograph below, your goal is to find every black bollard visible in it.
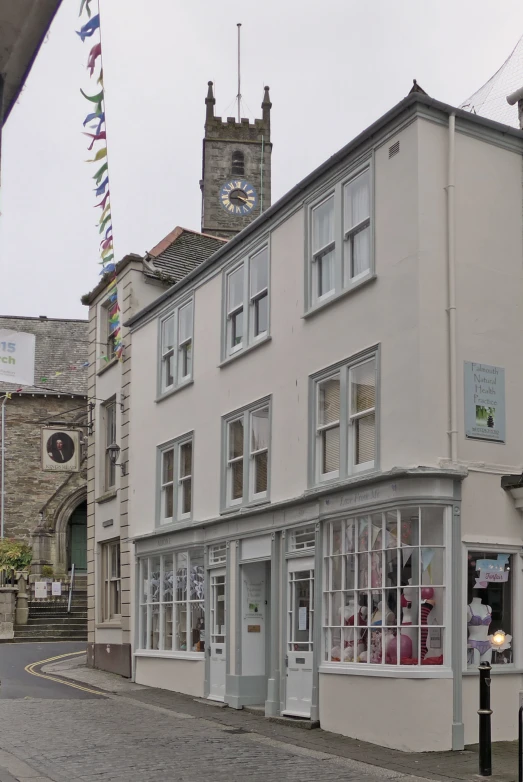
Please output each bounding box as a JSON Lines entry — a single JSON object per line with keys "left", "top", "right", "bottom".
{"left": 478, "top": 661, "right": 492, "bottom": 776}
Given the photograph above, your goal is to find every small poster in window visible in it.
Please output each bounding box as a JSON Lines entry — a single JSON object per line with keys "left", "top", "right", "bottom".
{"left": 298, "top": 607, "right": 308, "bottom": 631}
{"left": 51, "top": 582, "right": 62, "bottom": 596}
{"left": 429, "top": 627, "right": 442, "bottom": 648}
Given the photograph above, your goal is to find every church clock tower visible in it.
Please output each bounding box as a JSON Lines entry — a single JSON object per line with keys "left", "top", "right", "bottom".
{"left": 200, "top": 81, "right": 272, "bottom": 239}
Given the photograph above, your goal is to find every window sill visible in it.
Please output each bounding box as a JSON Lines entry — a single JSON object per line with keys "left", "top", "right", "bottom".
{"left": 97, "top": 357, "right": 119, "bottom": 376}
{"left": 319, "top": 663, "right": 452, "bottom": 679}
{"left": 95, "top": 490, "right": 118, "bottom": 504}
{"left": 219, "top": 335, "right": 271, "bottom": 368}
{"left": 220, "top": 498, "right": 271, "bottom": 516}
{"left": 304, "top": 273, "right": 376, "bottom": 320}
{"left": 306, "top": 467, "right": 378, "bottom": 495}
{"left": 155, "top": 518, "right": 194, "bottom": 532}
{"left": 134, "top": 649, "right": 204, "bottom": 661}
{"left": 156, "top": 379, "right": 193, "bottom": 403}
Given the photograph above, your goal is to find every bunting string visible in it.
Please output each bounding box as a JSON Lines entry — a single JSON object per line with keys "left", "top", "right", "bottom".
{"left": 77, "top": 0, "right": 123, "bottom": 361}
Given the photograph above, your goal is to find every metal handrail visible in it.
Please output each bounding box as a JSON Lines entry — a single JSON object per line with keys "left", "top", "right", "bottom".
{"left": 67, "top": 563, "right": 75, "bottom": 613}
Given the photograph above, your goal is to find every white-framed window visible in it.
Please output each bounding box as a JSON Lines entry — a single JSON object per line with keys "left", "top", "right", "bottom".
{"left": 224, "top": 245, "right": 269, "bottom": 359}
{"left": 159, "top": 434, "right": 193, "bottom": 524}
{"left": 209, "top": 542, "right": 227, "bottom": 565}
{"left": 101, "top": 540, "right": 121, "bottom": 622}
{"left": 289, "top": 525, "right": 316, "bottom": 552}
{"left": 311, "top": 352, "right": 377, "bottom": 486}
{"left": 308, "top": 165, "right": 372, "bottom": 309}
{"left": 466, "top": 549, "right": 515, "bottom": 668}
{"left": 104, "top": 398, "right": 117, "bottom": 490}
{"left": 159, "top": 299, "right": 193, "bottom": 395}
{"left": 323, "top": 507, "right": 448, "bottom": 668}
{"left": 312, "top": 195, "right": 335, "bottom": 301}
{"left": 101, "top": 296, "right": 118, "bottom": 363}
{"left": 224, "top": 399, "right": 270, "bottom": 508}
{"left": 138, "top": 549, "right": 204, "bottom": 653}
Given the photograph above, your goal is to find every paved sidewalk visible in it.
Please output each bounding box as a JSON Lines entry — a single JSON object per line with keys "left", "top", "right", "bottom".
{"left": 45, "top": 655, "right": 519, "bottom": 782}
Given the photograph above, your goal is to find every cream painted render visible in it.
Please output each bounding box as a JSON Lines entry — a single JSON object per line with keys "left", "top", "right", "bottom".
{"left": 125, "top": 102, "right": 523, "bottom": 751}
{"left": 86, "top": 259, "right": 168, "bottom": 672}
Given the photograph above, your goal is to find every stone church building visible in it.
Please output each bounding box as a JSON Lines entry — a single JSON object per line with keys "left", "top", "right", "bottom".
{"left": 0, "top": 315, "right": 88, "bottom": 578}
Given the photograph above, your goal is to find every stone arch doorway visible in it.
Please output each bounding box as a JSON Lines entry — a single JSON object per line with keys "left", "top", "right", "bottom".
{"left": 68, "top": 501, "right": 87, "bottom": 572}
{"left": 53, "top": 487, "right": 87, "bottom": 575}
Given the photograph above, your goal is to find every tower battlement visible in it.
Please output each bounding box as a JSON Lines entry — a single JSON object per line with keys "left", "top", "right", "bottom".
{"left": 200, "top": 82, "right": 272, "bottom": 239}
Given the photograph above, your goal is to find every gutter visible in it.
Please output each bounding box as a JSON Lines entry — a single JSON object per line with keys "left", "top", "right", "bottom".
{"left": 125, "top": 92, "right": 523, "bottom": 331}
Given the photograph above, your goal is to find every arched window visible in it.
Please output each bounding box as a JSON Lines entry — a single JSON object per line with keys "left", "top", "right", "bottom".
{"left": 232, "top": 150, "right": 245, "bottom": 176}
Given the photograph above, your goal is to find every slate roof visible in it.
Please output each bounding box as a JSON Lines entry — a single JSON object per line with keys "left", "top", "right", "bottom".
{"left": 146, "top": 227, "right": 226, "bottom": 283}
{"left": 0, "top": 316, "right": 88, "bottom": 396}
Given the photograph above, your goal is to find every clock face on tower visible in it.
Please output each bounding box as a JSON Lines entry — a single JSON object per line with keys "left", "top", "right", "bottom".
{"left": 219, "top": 179, "right": 258, "bottom": 216}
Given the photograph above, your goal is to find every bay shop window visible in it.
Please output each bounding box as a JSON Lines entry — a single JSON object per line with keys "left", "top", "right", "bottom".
{"left": 323, "top": 507, "right": 448, "bottom": 668}
{"left": 466, "top": 550, "right": 514, "bottom": 668}
{"left": 138, "top": 549, "right": 204, "bottom": 654}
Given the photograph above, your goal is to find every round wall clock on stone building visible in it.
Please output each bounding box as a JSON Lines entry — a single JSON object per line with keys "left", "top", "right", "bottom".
{"left": 219, "top": 179, "right": 258, "bottom": 216}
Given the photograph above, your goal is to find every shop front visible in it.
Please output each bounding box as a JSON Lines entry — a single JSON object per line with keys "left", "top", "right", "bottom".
{"left": 135, "top": 469, "right": 522, "bottom": 752}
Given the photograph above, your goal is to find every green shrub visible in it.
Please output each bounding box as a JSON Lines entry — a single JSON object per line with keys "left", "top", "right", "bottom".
{"left": 41, "top": 565, "right": 54, "bottom": 578}
{"left": 0, "top": 539, "right": 32, "bottom": 574}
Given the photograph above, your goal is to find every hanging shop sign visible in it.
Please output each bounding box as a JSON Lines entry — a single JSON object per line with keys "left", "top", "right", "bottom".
{"left": 41, "top": 428, "right": 81, "bottom": 473}
{"left": 0, "top": 330, "right": 35, "bottom": 387}
{"left": 464, "top": 361, "right": 505, "bottom": 443}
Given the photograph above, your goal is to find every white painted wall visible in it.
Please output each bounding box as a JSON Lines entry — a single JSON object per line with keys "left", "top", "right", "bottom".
{"left": 319, "top": 674, "right": 454, "bottom": 752}
{"left": 135, "top": 656, "right": 205, "bottom": 696}
{"left": 129, "top": 117, "right": 523, "bottom": 535}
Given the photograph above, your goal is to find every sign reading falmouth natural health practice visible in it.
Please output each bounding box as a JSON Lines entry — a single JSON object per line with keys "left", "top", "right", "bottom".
{"left": 464, "top": 361, "right": 505, "bottom": 443}
{"left": 0, "top": 330, "right": 35, "bottom": 387}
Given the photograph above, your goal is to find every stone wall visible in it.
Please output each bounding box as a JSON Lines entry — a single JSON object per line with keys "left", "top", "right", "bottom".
{"left": 1, "top": 395, "right": 87, "bottom": 566}
{"left": 0, "top": 588, "right": 17, "bottom": 639}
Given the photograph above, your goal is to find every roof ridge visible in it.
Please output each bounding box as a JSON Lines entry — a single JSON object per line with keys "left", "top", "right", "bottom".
{"left": 0, "top": 315, "right": 88, "bottom": 324}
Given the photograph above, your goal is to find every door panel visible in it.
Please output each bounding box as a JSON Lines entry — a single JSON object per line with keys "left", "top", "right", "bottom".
{"left": 209, "top": 569, "right": 226, "bottom": 701}
{"left": 70, "top": 505, "right": 87, "bottom": 571}
{"left": 284, "top": 562, "right": 314, "bottom": 717}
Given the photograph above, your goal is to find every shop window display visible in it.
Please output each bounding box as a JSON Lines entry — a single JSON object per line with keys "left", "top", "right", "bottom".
{"left": 139, "top": 549, "right": 205, "bottom": 653}
{"left": 323, "top": 507, "right": 446, "bottom": 667}
{"left": 466, "top": 551, "right": 513, "bottom": 667}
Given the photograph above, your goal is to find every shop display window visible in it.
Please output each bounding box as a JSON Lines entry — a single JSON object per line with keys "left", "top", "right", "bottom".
{"left": 323, "top": 507, "right": 447, "bottom": 667}
{"left": 138, "top": 548, "right": 205, "bottom": 653}
{"left": 466, "top": 551, "right": 513, "bottom": 668}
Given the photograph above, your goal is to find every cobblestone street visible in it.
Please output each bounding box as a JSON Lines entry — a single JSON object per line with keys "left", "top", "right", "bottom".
{"left": 0, "top": 696, "right": 429, "bottom": 782}
{"left": 0, "top": 647, "right": 515, "bottom": 782}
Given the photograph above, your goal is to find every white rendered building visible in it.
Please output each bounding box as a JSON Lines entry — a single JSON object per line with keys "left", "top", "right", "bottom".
{"left": 108, "top": 89, "right": 523, "bottom": 751}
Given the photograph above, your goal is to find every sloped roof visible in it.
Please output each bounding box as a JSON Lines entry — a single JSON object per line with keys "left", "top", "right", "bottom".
{"left": 0, "top": 316, "right": 88, "bottom": 396}
{"left": 1, "top": 0, "right": 63, "bottom": 125}
{"left": 147, "top": 227, "right": 226, "bottom": 283}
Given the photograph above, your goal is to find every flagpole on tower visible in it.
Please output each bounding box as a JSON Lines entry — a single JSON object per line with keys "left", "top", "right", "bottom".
{"left": 237, "top": 23, "right": 242, "bottom": 123}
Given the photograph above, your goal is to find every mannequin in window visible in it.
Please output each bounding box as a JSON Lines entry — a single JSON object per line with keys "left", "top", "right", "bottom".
{"left": 467, "top": 594, "right": 492, "bottom": 666}
{"left": 341, "top": 599, "right": 366, "bottom": 661}
{"left": 401, "top": 579, "right": 418, "bottom": 648}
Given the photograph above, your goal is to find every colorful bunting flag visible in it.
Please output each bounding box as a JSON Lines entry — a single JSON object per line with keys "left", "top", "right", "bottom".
{"left": 76, "top": 14, "right": 100, "bottom": 41}
{"left": 78, "top": 3, "right": 124, "bottom": 362}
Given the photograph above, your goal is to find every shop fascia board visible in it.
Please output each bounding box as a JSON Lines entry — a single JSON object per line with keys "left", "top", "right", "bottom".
{"left": 132, "top": 465, "right": 468, "bottom": 551}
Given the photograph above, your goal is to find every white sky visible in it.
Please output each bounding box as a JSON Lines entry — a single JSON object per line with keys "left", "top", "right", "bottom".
{"left": 1, "top": 0, "right": 523, "bottom": 319}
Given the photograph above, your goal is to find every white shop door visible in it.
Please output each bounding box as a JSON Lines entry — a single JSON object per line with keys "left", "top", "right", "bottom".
{"left": 284, "top": 557, "right": 314, "bottom": 718}
{"left": 209, "top": 569, "right": 226, "bottom": 701}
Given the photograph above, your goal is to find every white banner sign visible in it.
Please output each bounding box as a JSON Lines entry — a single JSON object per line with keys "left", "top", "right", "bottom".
{"left": 475, "top": 569, "right": 509, "bottom": 588}
{"left": 34, "top": 582, "right": 47, "bottom": 599}
{"left": 51, "top": 582, "right": 62, "bottom": 596}
{"left": 0, "top": 330, "right": 35, "bottom": 386}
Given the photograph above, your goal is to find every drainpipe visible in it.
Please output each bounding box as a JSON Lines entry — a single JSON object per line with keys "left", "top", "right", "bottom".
{"left": 447, "top": 113, "right": 458, "bottom": 464}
